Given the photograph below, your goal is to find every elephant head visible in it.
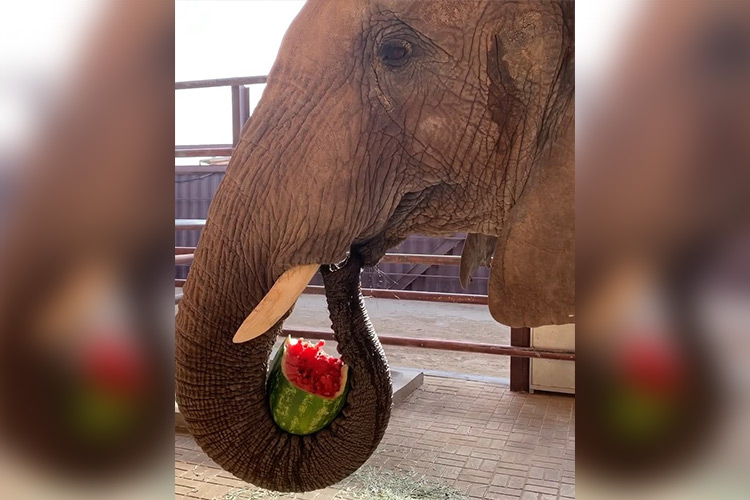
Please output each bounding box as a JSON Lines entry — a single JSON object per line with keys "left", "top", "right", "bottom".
{"left": 175, "top": 0, "right": 573, "bottom": 492}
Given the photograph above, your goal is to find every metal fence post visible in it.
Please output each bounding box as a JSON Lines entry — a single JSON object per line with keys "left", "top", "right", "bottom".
{"left": 510, "top": 327, "right": 531, "bottom": 392}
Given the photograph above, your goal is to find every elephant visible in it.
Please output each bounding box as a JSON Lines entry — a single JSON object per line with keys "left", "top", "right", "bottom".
{"left": 175, "top": 0, "right": 574, "bottom": 492}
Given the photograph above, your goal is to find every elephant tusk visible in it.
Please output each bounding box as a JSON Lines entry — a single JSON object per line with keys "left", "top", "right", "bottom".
{"left": 233, "top": 264, "right": 319, "bottom": 343}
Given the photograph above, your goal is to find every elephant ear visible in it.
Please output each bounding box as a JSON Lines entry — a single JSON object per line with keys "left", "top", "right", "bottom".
{"left": 459, "top": 234, "right": 497, "bottom": 288}
{"left": 488, "top": 124, "right": 574, "bottom": 328}
{"left": 483, "top": 0, "right": 574, "bottom": 327}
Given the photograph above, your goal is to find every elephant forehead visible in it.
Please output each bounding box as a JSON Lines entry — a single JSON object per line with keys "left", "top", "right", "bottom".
{"left": 372, "top": 0, "right": 489, "bottom": 43}
{"left": 376, "top": 0, "right": 483, "bottom": 24}
{"left": 281, "top": 0, "right": 366, "bottom": 61}
{"left": 372, "top": 1, "right": 560, "bottom": 31}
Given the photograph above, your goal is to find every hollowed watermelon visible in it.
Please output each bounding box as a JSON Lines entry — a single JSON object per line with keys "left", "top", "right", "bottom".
{"left": 267, "top": 337, "right": 349, "bottom": 435}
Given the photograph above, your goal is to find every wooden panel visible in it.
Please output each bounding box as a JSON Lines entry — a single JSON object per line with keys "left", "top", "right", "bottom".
{"left": 530, "top": 324, "right": 575, "bottom": 393}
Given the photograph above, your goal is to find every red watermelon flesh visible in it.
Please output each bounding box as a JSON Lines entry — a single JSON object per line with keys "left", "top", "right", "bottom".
{"left": 284, "top": 339, "right": 343, "bottom": 398}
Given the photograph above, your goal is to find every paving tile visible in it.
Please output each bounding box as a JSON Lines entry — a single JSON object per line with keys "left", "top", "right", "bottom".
{"left": 489, "top": 486, "right": 526, "bottom": 498}
{"left": 439, "top": 465, "right": 462, "bottom": 480}
{"left": 479, "top": 458, "right": 498, "bottom": 472}
{"left": 485, "top": 492, "right": 522, "bottom": 500}
{"left": 490, "top": 473, "right": 510, "bottom": 487}
{"left": 528, "top": 466, "right": 546, "bottom": 479}
{"left": 559, "top": 483, "right": 575, "bottom": 497}
{"left": 526, "top": 477, "right": 563, "bottom": 490}
{"left": 467, "top": 483, "right": 489, "bottom": 498}
{"left": 194, "top": 482, "right": 235, "bottom": 498}
{"left": 457, "top": 469, "right": 494, "bottom": 483}
{"left": 523, "top": 483, "right": 559, "bottom": 496}
{"left": 507, "top": 475, "right": 526, "bottom": 489}
{"left": 543, "top": 468, "right": 562, "bottom": 482}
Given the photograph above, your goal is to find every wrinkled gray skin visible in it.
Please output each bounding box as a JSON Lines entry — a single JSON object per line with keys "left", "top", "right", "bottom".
{"left": 176, "top": 0, "right": 574, "bottom": 492}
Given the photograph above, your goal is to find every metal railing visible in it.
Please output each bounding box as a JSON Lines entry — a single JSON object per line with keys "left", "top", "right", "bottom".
{"left": 175, "top": 75, "right": 268, "bottom": 159}
{"left": 173, "top": 244, "right": 573, "bottom": 362}
{"left": 173, "top": 241, "right": 482, "bottom": 305}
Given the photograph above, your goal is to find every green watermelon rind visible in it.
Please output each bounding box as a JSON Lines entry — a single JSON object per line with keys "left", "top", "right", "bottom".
{"left": 267, "top": 337, "right": 350, "bottom": 435}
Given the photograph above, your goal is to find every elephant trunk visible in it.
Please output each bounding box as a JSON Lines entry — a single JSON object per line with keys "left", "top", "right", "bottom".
{"left": 175, "top": 187, "right": 391, "bottom": 491}
{"left": 176, "top": 9, "right": 396, "bottom": 486}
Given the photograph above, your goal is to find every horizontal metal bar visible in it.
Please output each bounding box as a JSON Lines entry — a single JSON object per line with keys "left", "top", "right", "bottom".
{"left": 172, "top": 280, "right": 485, "bottom": 303}
{"left": 172, "top": 247, "right": 463, "bottom": 267}
{"left": 370, "top": 273, "right": 485, "bottom": 281}
{"left": 304, "top": 285, "right": 487, "bottom": 304}
{"left": 175, "top": 219, "right": 206, "bottom": 230}
{"left": 175, "top": 145, "right": 234, "bottom": 158}
{"left": 283, "top": 327, "right": 575, "bottom": 361}
{"left": 363, "top": 288, "right": 488, "bottom": 304}
{"left": 175, "top": 165, "right": 228, "bottom": 174}
{"left": 175, "top": 75, "right": 268, "bottom": 90}
{"left": 380, "top": 253, "right": 462, "bottom": 266}
{"left": 175, "top": 254, "right": 194, "bottom": 265}
{"left": 175, "top": 279, "right": 186, "bottom": 287}
{"left": 175, "top": 247, "right": 194, "bottom": 255}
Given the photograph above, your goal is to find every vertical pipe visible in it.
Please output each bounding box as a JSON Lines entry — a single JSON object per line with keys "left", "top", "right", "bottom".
{"left": 231, "top": 85, "right": 241, "bottom": 146}
{"left": 239, "top": 85, "right": 250, "bottom": 133}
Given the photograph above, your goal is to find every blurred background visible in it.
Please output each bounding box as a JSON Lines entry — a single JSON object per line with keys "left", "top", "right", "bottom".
{"left": 0, "top": 0, "right": 748, "bottom": 498}
{"left": 576, "top": 0, "right": 749, "bottom": 498}
{"left": 0, "top": 0, "right": 174, "bottom": 498}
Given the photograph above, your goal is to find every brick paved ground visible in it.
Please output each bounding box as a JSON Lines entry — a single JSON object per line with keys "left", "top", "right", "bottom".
{"left": 175, "top": 376, "right": 575, "bottom": 500}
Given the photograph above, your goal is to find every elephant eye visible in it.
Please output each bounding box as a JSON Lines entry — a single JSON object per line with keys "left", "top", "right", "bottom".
{"left": 379, "top": 40, "right": 412, "bottom": 67}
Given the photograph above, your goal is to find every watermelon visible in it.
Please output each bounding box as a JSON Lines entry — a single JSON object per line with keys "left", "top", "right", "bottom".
{"left": 267, "top": 337, "right": 349, "bottom": 435}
